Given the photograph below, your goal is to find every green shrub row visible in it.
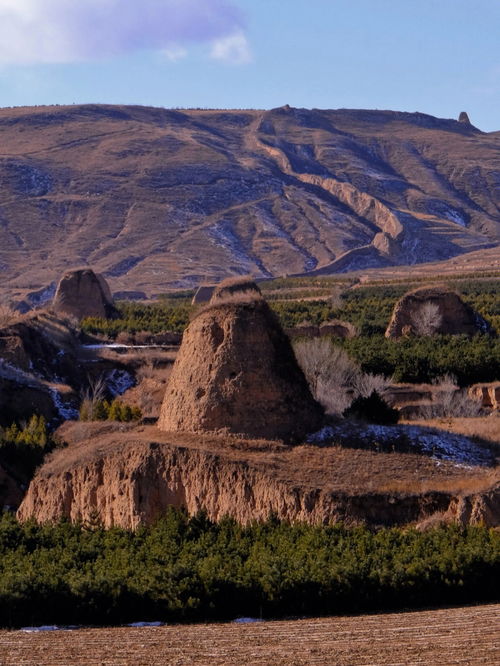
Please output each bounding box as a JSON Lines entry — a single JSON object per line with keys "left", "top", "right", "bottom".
{"left": 339, "top": 334, "right": 500, "bottom": 385}
{"left": 0, "top": 416, "right": 58, "bottom": 480}
{"left": 0, "top": 511, "right": 498, "bottom": 628}
{"left": 79, "top": 399, "right": 142, "bottom": 422}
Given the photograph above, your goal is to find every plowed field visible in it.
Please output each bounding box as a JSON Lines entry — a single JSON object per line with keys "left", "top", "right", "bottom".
{"left": 1, "top": 604, "right": 499, "bottom": 665}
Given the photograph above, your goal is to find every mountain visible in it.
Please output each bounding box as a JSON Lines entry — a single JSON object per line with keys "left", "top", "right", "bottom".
{"left": 0, "top": 104, "right": 499, "bottom": 301}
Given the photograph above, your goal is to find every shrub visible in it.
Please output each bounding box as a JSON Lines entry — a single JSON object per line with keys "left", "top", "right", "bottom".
{"left": 0, "top": 415, "right": 60, "bottom": 479}
{"left": 79, "top": 399, "right": 141, "bottom": 422}
{"left": 343, "top": 390, "right": 399, "bottom": 424}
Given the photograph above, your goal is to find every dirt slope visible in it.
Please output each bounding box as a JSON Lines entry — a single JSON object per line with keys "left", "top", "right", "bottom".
{"left": 0, "top": 104, "right": 498, "bottom": 303}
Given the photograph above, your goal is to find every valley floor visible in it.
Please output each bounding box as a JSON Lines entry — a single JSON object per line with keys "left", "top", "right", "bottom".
{"left": 0, "top": 604, "right": 498, "bottom": 665}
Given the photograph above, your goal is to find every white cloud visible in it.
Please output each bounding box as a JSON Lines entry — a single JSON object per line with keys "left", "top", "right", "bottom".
{"left": 0, "top": 0, "right": 247, "bottom": 65}
{"left": 210, "top": 30, "right": 252, "bottom": 64}
{"left": 162, "top": 46, "right": 188, "bottom": 62}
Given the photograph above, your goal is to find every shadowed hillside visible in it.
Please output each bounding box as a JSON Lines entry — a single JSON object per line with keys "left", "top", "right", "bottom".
{"left": 0, "top": 104, "right": 499, "bottom": 302}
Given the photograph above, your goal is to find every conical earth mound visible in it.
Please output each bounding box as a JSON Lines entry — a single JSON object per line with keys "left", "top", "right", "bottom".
{"left": 158, "top": 295, "right": 323, "bottom": 442}
{"left": 52, "top": 269, "right": 118, "bottom": 320}
{"left": 385, "top": 285, "right": 493, "bottom": 338}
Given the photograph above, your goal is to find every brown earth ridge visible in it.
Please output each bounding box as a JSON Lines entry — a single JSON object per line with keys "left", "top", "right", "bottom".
{"left": 0, "top": 104, "right": 499, "bottom": 303}
{"left": 17, "top": 422, "right": 500, "bottom": 529}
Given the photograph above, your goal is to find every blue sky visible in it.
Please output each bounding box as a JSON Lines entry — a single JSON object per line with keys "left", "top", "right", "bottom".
{"left": 0, "top": 0, "right": 498, "bottom": 131}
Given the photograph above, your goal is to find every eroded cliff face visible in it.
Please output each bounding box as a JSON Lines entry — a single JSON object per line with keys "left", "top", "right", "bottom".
{"left": 17, "top": 423, "right": 500, "bottom": 529}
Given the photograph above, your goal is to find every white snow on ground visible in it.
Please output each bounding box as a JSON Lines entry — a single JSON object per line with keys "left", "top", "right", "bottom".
{"left": 233, "top": 617, "right": 265, "bottom": 624}
{"left": 82, "top": 344, "right": 167, "bottom": 350}
{"left": 49, "top": 388, "right": 79, "bottom": 421}
{"left": 443, "top": 209, "right": 467, "bottom": 226}
{"left": 127, "top": 621, "right": 164, "bottom": 627}
{"left": 21, "top": 626, "right": 64, "bottom": 633}
{"left": 107, "top": 369, "right": 135, "bottom": 397}
{"left": 307, "top": 423, "right": 492, "bottom": 466}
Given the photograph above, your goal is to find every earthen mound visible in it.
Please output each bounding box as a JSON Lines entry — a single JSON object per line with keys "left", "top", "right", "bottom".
{"left": 385, "top": 286, "right": 493, "bottom": 338}
{"left": 158, "top": 296, "right": 323, "bottom": 442}
{"left": 209, "top": 276, "right": 262, "bottom": 304}
{"left": 319, "top": 320, "right": 358, "bottom": 339}
{"left": 52, "top": 269, "right": 118, "bottom": 320}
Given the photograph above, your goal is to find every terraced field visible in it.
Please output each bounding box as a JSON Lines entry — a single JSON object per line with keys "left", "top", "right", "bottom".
{"left": 1, "top": 604, "right": 498, "bottom": 665}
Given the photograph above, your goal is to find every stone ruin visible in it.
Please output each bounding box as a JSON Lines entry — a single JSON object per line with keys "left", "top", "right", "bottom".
{"left": 52, "top": 269, "right": 118, "bottom": 320}
{"left": 158, "top": 278, "right": 323, "bottom": 442}
{"left": 385, "top": 285, "right": 493, "bottom": 338}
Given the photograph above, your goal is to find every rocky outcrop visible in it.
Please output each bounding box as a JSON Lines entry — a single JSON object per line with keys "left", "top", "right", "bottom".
{"left": 17, "top": 422, "right": 500, "bottom": 529}
{"left": 458, "top": 111, "right": 471, "bottom": 124}
{"left": 443, "top": 483, "right": 500, "bottom": 526}
{"left": 158, "top": 286, "right": 323, "bottom": 441}
{"left": 385, "top": 286, "right": 493, "bottom": 338}
{"left": 52, "top": 269, "right": 118, "bottom": 320}
{"left": 468, "top": 383, "right": 500, "bottom": 411}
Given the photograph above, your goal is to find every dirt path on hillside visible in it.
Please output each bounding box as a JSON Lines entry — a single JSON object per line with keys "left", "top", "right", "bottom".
{"left": 1, "top": 604, "right": 498, "bottom": 665}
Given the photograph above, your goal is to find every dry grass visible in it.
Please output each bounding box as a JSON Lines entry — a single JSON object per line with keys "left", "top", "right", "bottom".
{"left": 0, "top": 304, "right": 19, "bottom": 329}
{"left": 51, "top": 422, "right": 493, "bottom": 496}
{"left": 1, "top": 604, "right": 499, "bottom": 665}
{"left": 405, "top": 416, "right": 500, "bottom": 448}
{"left": 378, "top": 467, "right": 499, "bottom": 495}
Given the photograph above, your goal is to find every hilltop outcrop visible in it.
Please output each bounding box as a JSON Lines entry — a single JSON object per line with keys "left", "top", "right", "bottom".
{"left": 385, "top": 286, "right": 493, "bottom": 338}
{"left": 158, "top": 283, "right": 323, "bottom": 441}
{"left": 52, "top": 269, "right": 118, "bottom": 320}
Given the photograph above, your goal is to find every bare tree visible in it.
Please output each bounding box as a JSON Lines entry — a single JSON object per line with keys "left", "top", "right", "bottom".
{"left": 80, "top": 374, "right": 107, "bottom": 420}
{"left": 294, "top": 338, "right": 390, "bottom": 416}
{"left": 411, "top": 301, "right": 443, "bottom": 336}
{"left": 419, "top": 374, "right": 482, "bottom": 419}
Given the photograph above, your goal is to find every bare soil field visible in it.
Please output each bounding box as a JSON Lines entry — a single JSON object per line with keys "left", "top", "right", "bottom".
{"left": 1, "top": 604, "right": 498, "bottom": 665}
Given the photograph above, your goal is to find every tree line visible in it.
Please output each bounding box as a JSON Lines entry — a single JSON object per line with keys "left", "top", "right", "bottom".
{"left": 0, "top": 510, "right": 498, "bottom": 628}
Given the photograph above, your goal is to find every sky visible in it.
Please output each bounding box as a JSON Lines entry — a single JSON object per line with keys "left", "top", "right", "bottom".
{"left": 0, "top": 0, "right": 498, "bottom": 131}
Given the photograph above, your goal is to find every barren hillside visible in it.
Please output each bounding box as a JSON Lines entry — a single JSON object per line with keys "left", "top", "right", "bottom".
{"left": 0, "top": 104, "right": 499, "bottom": 303}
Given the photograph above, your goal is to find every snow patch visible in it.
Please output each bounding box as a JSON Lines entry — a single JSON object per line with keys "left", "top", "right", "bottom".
{"left": 49, "top": 388, "right": 79, "bottom": 421}
{"left": 127, "top": 621, "right": 164, "bottom": 627}
{"left": 307, "top": 423, "right": 492, "bottom": 466}
{"left": 107, "top": 369, "right": 135, "bottom": 397}
{"left": 82, "top": 344, "right": 166, "bottom": 350}
{"left": 233, "top": 617, "right": 264, "bottom": 624}
{"left": 20, "top": 626, "right": 71, "bottom": 633}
